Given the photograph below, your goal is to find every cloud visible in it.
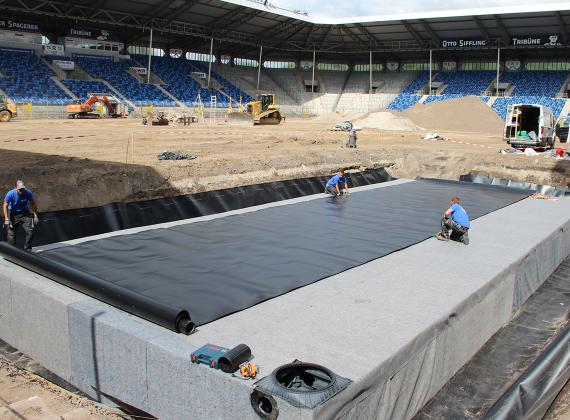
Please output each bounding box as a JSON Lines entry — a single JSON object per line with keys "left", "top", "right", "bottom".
{"left": 271, "top": 0, "right": 541, "bottom": 17}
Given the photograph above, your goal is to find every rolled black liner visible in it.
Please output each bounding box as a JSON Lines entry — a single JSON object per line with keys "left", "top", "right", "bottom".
{"left": 0, "top": 242, "right": 194, "bottom": 335}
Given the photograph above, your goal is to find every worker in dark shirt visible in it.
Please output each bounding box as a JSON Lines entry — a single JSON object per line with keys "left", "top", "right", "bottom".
{"left": 325, "top": 169, "right": 349, "bottom": 196}
{"left": 3, "top": 180, "right": 39, "bottom": 251}
{"left": 436, "top": 196, "right": 470, "bottom": 245}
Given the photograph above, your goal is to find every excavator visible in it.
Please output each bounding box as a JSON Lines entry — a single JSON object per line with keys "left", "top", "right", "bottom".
{"left": 66, "top": 95, "right": 124, "bottom": 119}
{"left": 228, "top": 93, "right": 283, "bottom": 125}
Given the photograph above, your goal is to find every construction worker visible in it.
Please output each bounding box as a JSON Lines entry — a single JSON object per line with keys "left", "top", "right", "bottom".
{"left": 436, "top": 196, "right": 470, "bottom": 245}
{"left": 325, "top": 169, "right": 349, "bottom": 196}
{"left": 3, "top": 180, "right": 39, "bottom": 251}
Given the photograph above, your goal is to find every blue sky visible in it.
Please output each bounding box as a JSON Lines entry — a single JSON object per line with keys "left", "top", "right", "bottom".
{"left": 271, "top": 0, "right": 544, "bottom": 17}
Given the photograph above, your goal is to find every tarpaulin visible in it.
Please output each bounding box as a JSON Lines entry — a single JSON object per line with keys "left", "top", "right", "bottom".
{"left": 29, "top": 179, "right": 528, "bottom": 330}
{"left": 4, "top": 169, "right": 393, "bottom": 247}
{"left": 415, "top": 257, "right": 570, "bottom": 419}
{"left": 484, "top": 324, "right": 570, "bottom": 420}
{"left": 460, "top": 173, "right": 569, "bottom": 197}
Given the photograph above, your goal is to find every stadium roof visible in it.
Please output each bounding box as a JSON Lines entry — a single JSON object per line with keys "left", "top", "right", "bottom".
{"left": 3, "top": 0, "right": 570, "bottom": 59}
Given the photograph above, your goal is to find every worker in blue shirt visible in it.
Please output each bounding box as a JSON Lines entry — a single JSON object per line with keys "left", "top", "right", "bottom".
{"left": 3, "top": 180, "right": 39, "bottom": 251}
{"left": 325, "top": 169, "right": 349, "bottom": 196}
{"left": 436, "top": 196, "right": 470, "bottom": 245}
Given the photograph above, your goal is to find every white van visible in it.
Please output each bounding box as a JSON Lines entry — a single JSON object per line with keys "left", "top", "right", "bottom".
{"left": 504, "top": 104, "right": 555, "bottom": 149}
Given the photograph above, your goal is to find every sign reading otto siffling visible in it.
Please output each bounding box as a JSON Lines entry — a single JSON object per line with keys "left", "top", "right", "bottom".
{"left": 511, "top": 35, "right": 562, "bottom": 47}
{"left": 441, "top": 39, "right": 488, "bottom": 48}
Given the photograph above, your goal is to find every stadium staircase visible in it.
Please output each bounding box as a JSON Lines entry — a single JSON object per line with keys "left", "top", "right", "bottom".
{"left": 50, "top": 76, "right": 77, "bottom": 100}
{"left": 0, "top": 48, "right": 72, "bottom": 104}
{"left": 386, "top": 72, "right": 430, "bottom": 111}
{"left": 72, "top": 54, "right": 176, "bottom": 107}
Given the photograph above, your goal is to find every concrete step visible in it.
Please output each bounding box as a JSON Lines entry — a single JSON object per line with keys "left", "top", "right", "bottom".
{"left": 487, "top": 96, "right": 498, "bottom": 107}
{"left": 42, "top": 57, "right": 66, "bottom": 79}
{"left": 98, "top": 80, "right": 136, "bottom": 110}
{"left": 154, "top": 84, "right": 185, "bottom": 108}
{"left": 51, "top": 76, "right": 77, "bottom": 100}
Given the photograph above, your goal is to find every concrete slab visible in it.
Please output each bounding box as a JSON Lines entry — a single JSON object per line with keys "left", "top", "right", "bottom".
{"left": 1, "top": 184, "right": 569, "bottom": 419}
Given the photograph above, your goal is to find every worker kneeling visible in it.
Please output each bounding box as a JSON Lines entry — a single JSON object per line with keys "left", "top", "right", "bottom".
{"left": 325, "top": 169, "right": 349, "bottom": 197}
{"left": 436, "top": 196, "right": 470, "bottom": 245}
{"left": 3, "top": 180, "right": 39, "bottom": 251}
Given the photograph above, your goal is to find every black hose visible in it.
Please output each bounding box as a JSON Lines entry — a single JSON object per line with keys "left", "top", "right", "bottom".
{"left": 0, "top": 242, "right": 194, "bottom": 334}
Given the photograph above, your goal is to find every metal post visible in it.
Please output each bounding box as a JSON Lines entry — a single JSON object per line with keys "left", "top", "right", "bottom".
{"left": 257, "top": 45, "right": 263, "bottom": 91}
{"left": 311, "top": 49, "right": 316, "bottom": 93}
{"left": 496, "top": 47, "right": 501, "bottom": 97}
{"left": 146, "top": 24, "right": 153, "bottom": 84}
{"left": 207, "top": 37, "right": 214, "bottom": 88}
{"left": 369, "top": 50, "right": 373, "bottom": 111}
{"left": 369, "top": 51, "right": 373, "bottom": 95}
{"left": 428, "top": 49, "right": 432, "bottom": 94}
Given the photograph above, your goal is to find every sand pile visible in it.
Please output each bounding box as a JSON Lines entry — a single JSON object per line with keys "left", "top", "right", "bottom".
{"left": 401, "top": 96, "right": 504, "bottom": 134}
{"left": 354, "top": 111, "right": 421, "bottom": 131}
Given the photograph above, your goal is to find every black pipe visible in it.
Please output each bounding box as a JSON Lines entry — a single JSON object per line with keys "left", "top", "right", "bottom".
{"left": 218, "top": 344, "right": 251, "bottom": 373}
{"left": 0, "top": 242, "right": 194, "bottom": 335}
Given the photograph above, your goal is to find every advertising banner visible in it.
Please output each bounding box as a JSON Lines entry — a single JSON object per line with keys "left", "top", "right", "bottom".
{"left": 441, "top": 39, "right": 488, "bottom": 48}
{"left": 511, "top": 35, "right": 562, "bottom": 47}
{"left": 44, "top": 44, "right": 65, "bottom": 56}
{"left": 0, "top": 19, "right": 40, "bottom": 33}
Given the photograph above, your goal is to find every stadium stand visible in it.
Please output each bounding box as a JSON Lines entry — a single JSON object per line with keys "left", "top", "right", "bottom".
{"left": 386, "top": 72, "right": 430, "bottom": 111}
{"left": 72, "top": 54, "right": 176, "bottom": 106}
{"left": 500, "top": 71, "right": 567, "bottom": 97}
{"left": 492, "top": 71, "right": 568, "bottom": 118}
{"left": 61, "top": 80, "right": 113, "bottom": 101}
{"left": 436, "top": 71, "right": 495, "bottom": 95}
{"left": 492, "top": 96, "right": 566, "bottom": 119}
{"left": 0, "top": 48, "right": 70, "bottom": 104}
{"left": 336, "top": 72, "right": 417, "bottom": 113}
{"left": 134, "top": 55, "right": 252, "bottom": 106}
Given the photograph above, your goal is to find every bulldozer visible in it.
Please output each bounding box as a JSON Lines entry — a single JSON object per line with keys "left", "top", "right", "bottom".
{"left": 0, "top": 95, "right": 17, "bottom": 122}
{"left": 67, "top": 95, "right": 124, "bottom": 119}
{"left": 228, "top": 93, "right": 283, "bottom": 125}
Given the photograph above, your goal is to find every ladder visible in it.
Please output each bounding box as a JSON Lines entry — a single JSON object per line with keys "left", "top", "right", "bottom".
{"left": 210, "top": 95, "right": 217, "bottom": 126}
{"left": 507, "top": 105, "right": 521, "bottom": 139}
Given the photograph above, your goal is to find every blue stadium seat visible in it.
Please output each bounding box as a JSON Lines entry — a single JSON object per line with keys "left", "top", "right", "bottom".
{"left": 386, "top": 72, "right": 429, "bottom": 111}
{"left": 0, "top": 48, "right": 71, "bottom": 104}
{"left": 72, "top": 54, "right": 176, "bottom": 106}
{"left": 492, "top": 96, "right": 566, "bottom": 119}
{"left": 61, "top": 80, "right": 112, "bottom": 101}
{"left": 135, "top": 55, "right": 253, "bottom": 106}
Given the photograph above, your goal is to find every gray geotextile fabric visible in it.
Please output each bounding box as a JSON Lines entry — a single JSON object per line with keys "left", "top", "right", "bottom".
{"left": 40, "top": 179, "right": 527, "bottom": 327}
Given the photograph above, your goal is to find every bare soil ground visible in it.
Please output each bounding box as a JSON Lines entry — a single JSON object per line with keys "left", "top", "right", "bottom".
{"left": 0, "top": 354, "right": 122, "bottom": 419}
{"left": 0, "top": 115, "right": 569, "bottom": 212}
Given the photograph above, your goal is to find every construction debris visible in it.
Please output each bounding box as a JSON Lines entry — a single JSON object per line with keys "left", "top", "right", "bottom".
{"left": 501, "top": 147, "right": 570, "bottom": 159}
{"left": 157, "top": 151, "right": 196, "bottom": 161}
{"left": 422, "top": 132, "right": 448, "bottom": 141}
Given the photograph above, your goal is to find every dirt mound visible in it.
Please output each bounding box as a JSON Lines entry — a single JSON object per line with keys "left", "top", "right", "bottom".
{"left": 354, "top": 110, "right": 421, "bottom": 131}
{"left": 402, "top": 96, "right": 504, "bottom": 134}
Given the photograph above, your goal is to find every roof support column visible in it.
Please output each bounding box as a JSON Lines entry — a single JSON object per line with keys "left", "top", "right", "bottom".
{"left": 496, "top": 47, "right": 501, "bottom": 97}
{"left": 257, "top": 45, "right": 263, "bottom": 91}
{"left": 146, "top": 23, "right": 153, "bottom": 84}
{"left": 429, "top": 49, "right": 432, "bottom": 94}
{"left": 207, "top": 36, "right": 214, "bottom": 88}
{"left": 311, "top": 49, "right": 316, "bottom": 93}
{"left": 369, "top": 50, "right": 373, "bottom": 111}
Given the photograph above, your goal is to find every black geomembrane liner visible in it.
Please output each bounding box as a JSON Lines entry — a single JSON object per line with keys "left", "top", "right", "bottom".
{"left": 38, "top": 180, "right": 528, "bottom": 328}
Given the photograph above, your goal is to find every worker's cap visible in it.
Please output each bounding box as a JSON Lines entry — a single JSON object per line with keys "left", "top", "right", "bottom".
{"left": 16, "top": 180, "right": 25, "bottom": 190}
